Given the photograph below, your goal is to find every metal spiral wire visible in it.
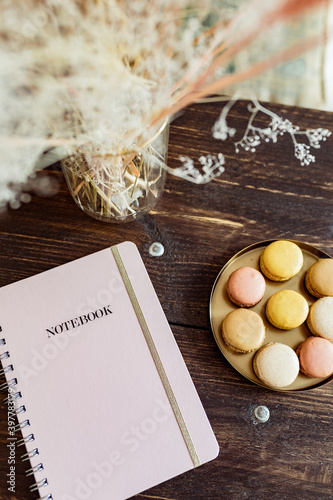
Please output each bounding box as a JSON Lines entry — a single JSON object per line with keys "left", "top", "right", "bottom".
{"left": 1, "top": 337, "right": 51, "bottom": 499}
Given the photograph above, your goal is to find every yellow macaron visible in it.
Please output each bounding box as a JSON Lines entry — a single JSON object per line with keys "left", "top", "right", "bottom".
{"left": 266, "top": 289, "right": 309, "bottom": 330}
{"left": 260, "top": 240, "right": 303, "bottom": 281}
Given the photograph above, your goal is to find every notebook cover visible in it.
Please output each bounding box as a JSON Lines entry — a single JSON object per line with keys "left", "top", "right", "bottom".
{"left": 0, "top": 242, "right": 219, "bottom": 499}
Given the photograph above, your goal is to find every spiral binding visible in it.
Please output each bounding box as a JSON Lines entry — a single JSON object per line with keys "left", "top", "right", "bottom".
{"left": 0, "top": 337, "right": 52, "bottom": 499}
{"left": 26, "top": 463, "right": 44, "bottom": 476}
{"left": 0, "top": 364, "right": 13, "bottom": 376}
{"left": 17, "top": 433, "right": 34, "bottom": 445}
{"left": 0, "top": 377, "right": 17, "bottom": 390}
{"left": 16, "top": 405, "right": 27, "bottom": 416}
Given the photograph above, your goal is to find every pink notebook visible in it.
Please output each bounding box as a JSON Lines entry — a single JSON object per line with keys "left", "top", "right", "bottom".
{"left": 0, "top": 242, "right": 219, "bottom": 500}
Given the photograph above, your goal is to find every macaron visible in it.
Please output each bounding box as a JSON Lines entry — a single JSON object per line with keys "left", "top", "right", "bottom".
{"left": 222, "top": 309, "right": 265, "bottom": 353}
{"left": 296, "top": 337, "right": 333, "bottom": 378}
{"left": 226, "top": 266, "right": 266, "bottom": 307}
{"left": 307, "top": 297, "right": 333, "bottom": 341}
{"left": 260, "top": 240, "right": 303, "bottom": 281}
{"left": 266, "top": 289, "right": 309, "bottom": 330}
{"left": 305, "top": 258, "right": 333, "bottom": 298}
{"left": 253, "top": 342, "right": 299, "bottom": 388}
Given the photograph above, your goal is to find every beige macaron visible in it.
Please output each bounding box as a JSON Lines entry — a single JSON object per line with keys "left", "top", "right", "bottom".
{"left": 307, "top": 297, "right": 333, "bottom": 341}
{"left": 253, "top": 342, "right": 299, "bottom": 388}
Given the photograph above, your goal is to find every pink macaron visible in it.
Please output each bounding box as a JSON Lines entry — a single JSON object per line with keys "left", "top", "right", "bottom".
{"left": 227, "top": 266, "right": 266, "bottom": 307}
{"left": 296, "top": 337, "right": 333, "bottom": 378}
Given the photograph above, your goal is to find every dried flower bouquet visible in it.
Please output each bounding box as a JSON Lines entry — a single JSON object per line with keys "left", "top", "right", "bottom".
{"left": 0, "top": 0, "right": 330, "bottom": 218}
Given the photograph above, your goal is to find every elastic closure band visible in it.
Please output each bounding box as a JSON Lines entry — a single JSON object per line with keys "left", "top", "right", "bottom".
{"left": 111, "top": 245, "right": 200, "bottom": 468}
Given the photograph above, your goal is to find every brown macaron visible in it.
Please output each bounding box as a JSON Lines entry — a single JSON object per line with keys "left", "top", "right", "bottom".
{"left": 222, "top": 309, "right": 265, "bottom": 353}
{"left": 305, "top": 259, "right": 333, "bottom": 298}
{"left": 296, "top": 337, "right": 333, "bottom": 378}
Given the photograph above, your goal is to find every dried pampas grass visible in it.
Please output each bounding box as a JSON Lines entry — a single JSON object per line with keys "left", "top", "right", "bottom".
{"left": 0, "top": 0, "right": 330, "bottom": 210}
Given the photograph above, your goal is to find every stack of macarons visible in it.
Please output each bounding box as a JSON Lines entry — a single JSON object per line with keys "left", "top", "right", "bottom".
{"left": 221, "top": 239, "right": 333, "bottom": 390}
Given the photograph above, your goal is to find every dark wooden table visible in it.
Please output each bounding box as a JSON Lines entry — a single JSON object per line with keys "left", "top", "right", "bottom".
{"left": 0, "top": 100, "right": 332, "bottom": 500}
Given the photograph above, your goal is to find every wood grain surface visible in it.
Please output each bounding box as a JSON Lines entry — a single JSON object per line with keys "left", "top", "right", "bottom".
{"left": 0, "top": 100, "right": 332, "bottom": 500}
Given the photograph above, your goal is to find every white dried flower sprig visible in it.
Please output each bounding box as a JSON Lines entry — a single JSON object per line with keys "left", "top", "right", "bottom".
{"left": 212, "top": 99, "right": 331, "bottom": 167}
{"left": 292, "top": 128, "right": 332, "bottom": 165}
{"left": 166, "top": 153, "right": 225, "bottom": 184}
{"left": 211, "top": 98, "right": 237, "bottom": 141}
{"left": 173, "top": 97, "right": 331, "bottom": 185}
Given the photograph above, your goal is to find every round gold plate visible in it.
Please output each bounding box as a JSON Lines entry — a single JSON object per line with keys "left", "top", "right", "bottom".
{"left": 209, "top": 240, "right": 333, "bottom": 392}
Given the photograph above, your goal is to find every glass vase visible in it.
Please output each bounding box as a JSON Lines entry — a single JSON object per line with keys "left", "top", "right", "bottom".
{"left": 61, "top": 122, "right": 169, "bottom": 223}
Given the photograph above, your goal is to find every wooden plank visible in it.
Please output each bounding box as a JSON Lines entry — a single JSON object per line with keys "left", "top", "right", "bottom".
{"left": 0, "top": 100, "right": 332, "bottom": 499}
